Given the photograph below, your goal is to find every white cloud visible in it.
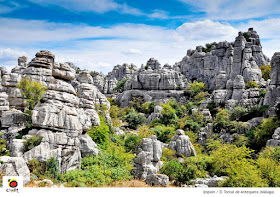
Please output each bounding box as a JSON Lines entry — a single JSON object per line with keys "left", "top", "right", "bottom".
{"left": 1, "top": 17, "right": 279, "bottom": 73}
{"left": 28, "top": 0, "right": 144, "bottom": 16}
{"left": 179, "top": 0, "right": 280, "bottom": 20}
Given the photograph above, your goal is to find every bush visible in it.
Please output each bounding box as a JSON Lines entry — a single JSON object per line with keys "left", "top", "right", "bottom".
{"left": 142, "top": 101, "right": 157, "bottom": 114}
{"left": 161, "top": 148, "right": 176, "bottom": 162}
{"left": 255, "top": 116, "right": 280, "bottom": 148}
{"left": 17, "top": 77, "right": 47, "bottom": 110}
{"left": 124, "top": 135, "right": 141, "bottom": 153}
{"left": 194, "top": 92, "right": 208, "bottom": 104}
{"left": 152, "top": 126, "right": 176, "bottom": 143}
{"left": 128, "top": 96, "right": 145, "bottom": 112}
{"left": 245, "top": 81, "right": 258, "bottom": 89}
{"left": 160, "top": 160, "right": 183, "bottom": 181}
{"left": 63, "top": 143, "right": 135, "bottom": 187}
{"left": 23, "top": 135, "right": 43, "bottom": 153}
{"left": 184, "top": 81, "right": 206, "bottom": 98}
{"left": 0, "top": 139, "right": 10, "bottom": 156}
{"left": 46, "top": 158, "right": 61, "bottom": 180}
{"left": 213, "top": 108, "right": 230, "bottom": 132}
{"left": 202, "top": 42, "right": 217, "bottom": 53}
{"left": 87, "top": 116, "right": 110, "bottom": 146}
{"left": 260, "top": 65, "right": 271, "bottom": 81}
{"left": 257, "top": 147, "right": 280, "bottom": 187}
{"left": 210, "top": 144, "right": 267, "bottom": 187}
{"left": 113, "top": 78, "right": 128, "bottom": 92}
{"left": 230, "top": 106, "right": 248, "bottom": 121}
{"left": 160, "top": 102, "right": 179, "bottom": 126}
{"left": 122, "top": 108, "right": 146, "bottom": 129}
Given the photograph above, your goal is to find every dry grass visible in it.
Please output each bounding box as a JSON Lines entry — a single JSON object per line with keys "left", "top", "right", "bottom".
{"left": 108, "top": 180, "right": 148, "bottom": 187}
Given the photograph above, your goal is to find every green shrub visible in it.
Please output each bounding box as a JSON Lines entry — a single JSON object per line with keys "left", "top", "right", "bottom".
{"left": 257, "top": 147, "right": 280, "bottom": 187}
{"left": 63, "top": 143, "right": 135, "bottom": 187}
{"left": 46, "top": 158, "right": 61, "bottom": 180}
{"left": 160, "top": 102, "right": 179, "bottom": 126}
{"left": 17, "top": 77, "right": 47, "bottom": 110}
{"left": 202, "top": 42, "right": 217, "bottom": 53}
{"left": 185, "top": 130, "right": 198, "bottom": 144}
{"left": 192, "top": 110, "right": 205, "bottom": 126}
{"left": 113, "top": 78, "right": 128, "bottom": 92}
{"left": 255, "top": 116, "right": 280, "bottom": 148}
{"left": 213, "top": 108, "right": 230, "bottom": 132}
{"left": 210, "top": 144, "right": 267, "bottom": 187}
{"left": 87, "top": 116, "right": 110, "bottom": 146}
{"left": 142, "top": 101, "right": 157, "bottom": 114}
{"left": 160, "top": 160, "right": 183, "bottom": 181}
{"left": 260, "top": 65, "right": 271, "bottom": 81}
{"left": 152, "top": 126, "right": 176, "bottom": 143}
{"left": 161, "top": 148, "right": 177, "bottom": 162}
{"left": 194, "top": 92, "right": 208, "bottom": 104}
{"left": 168, "top": 99, "right": 184, "bottom": 118}
{"left": 23, "top": 135, "right": 43, "bottom": 153}
{"left": 230, "top": 106, "right": 248, "bottom": 121}
{"left": 124, "top": 135, "right": 141, "bottom": 153}
{"left": 128, "top": 96, "right": 145, "bottom": 112}
{"left": 123, "top": 108, "right": 146, "bottom": 129}
{"left": 184, "top": 81, "right": 206, "bottom": 98}
{"left": 245, "top": 81, "right": 258, "bottom": 89}
{"left": 0, "top": 139, "right": 10, "bottom": 156}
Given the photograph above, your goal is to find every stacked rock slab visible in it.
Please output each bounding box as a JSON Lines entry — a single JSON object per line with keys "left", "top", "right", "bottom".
{"left": 168, "top": 129, "right": 196, "bottom": 157}
{"left": 20, "top": 51, "right": 103, "bottom": 173}
{"left": 133, "top": 135, "right": 163, "bottom": 180}
{"left": 264, "top": 52, "right": 280, "bottom": 114}
{"left": 178, "top": 28, "right": 268, "bottom": 90}
{"left": 266, "top": 127, "right": 280, "bottom": 147}
{"left": 0, "top": 156, "right": 30, "bottom": 185}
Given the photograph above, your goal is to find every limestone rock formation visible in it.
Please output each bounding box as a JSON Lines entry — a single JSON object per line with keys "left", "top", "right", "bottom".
{"left": 190, "top": 176, "right": 228, "bottom": 187}
{"left": 133, "top": 135, "right": 163, "bottom": 180}
{"left": 266, "top": 127, "right": 280, "bottom": 147}
{"left": 0, "top": 156, "right": 30, "bottom": 185}
{"left": 264, "top": 52, "right": 280, "bottom": 115}
{"left": 178, "top": 28, "right": 269, "bottom": 90}
{"left": 145, "top": 174, "right": 169, "bottom": 187}
{"left": 168, "top": 129, "right": 196, "bottom": 157}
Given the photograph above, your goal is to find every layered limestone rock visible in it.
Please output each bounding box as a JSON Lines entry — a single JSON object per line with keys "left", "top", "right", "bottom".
{"left": 133, "top": 135, "right": 163, "bottom": 180}
{"left": 168, "top": 129, "right": 196, "bottom": 157}
{"left": 0, "top": 50, "right": 106, "bottom": 174}
{"left": 178, "top": 28, "right": 269, "bottom": 90}
{"left": 190, "top": 176, "right": 228, "bottom": 187}
{"left": 0, "top": 156, "right": 30, "bottom": 185}
{"left": 266, "top": 127, "right": 280, "bottom": 147}
{"left": 145, "top": 174, "right": 169, "bottom": 187}
{"left": 264, "top": 52, "right": 280, "bottom": 115}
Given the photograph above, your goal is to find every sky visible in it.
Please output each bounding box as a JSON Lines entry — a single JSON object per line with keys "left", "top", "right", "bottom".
{"left": 0, "top": 0, "right": 280, "bottom": 73}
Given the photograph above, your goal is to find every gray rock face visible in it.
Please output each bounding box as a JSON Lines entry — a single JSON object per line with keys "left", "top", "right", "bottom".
{"left": 0, "top": 156, "right": 30, "bottom": 185}
{"left": 134, "top": 135, "right": 163, "bottom": 180}
{"left": 190, "top": 176, "right": 228, "bottom": 187}
{"left": 145, "top": 174, "right": 169, "bottom": 187}
{"left": 79, "top": 134, "right": 99, "bottom": 157}
{"left": 266, "top": 127, "right": 280, "bottom": 147}
{"left": 264, "top": 53, "right": 280, "bottom": 113}
{"left": 1, "top": 109, "right": 27, "bottom": 128}
{"left": 168, "top": 129, "right": 196, "bottom": 157}
{"left": 147, "top": 105, "right": 163, "bottom": 125}
{"left": 0, "top": 50, "right": 108, "bottom": 176}
{"left": 178, "top": 29, "right": 269, "bottom": 90}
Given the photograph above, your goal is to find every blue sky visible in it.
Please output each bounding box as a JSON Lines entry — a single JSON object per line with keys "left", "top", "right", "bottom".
{"left": 0, "top": 0, "right": 280, "bottom": 73}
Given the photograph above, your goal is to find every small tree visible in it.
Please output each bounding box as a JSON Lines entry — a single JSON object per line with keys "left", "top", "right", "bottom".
{"left": 122, "top": 108, "right": 146, "bottom": 129}
{"left": 260, "top": 65, "right": 271, "bottom": 81}
{"left": 17, "top": 77, "right": 47, "bottom": 111}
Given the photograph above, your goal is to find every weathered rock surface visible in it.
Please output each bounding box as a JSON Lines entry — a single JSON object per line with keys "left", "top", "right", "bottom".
{"left": 145, "top": 174, "right": 169, "bottom": 187}
{"left": 0, "top": 156, "right": 30, "bottom": 185}
{"left": 190, "top": 176, "right": 228, "bottom": 187}
{"left": 168, "top": 129, "right": 196, "bottom": 157}
{"left": 133, "top": 135, "right": 163, "bottom": 180}
{"left": 266, "top": 127, "right": 280, "bottom": 147}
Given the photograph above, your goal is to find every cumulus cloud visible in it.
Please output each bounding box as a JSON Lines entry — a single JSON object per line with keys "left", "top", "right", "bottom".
{"left": 0, "top": 17, "right": 279, "bottom": 73}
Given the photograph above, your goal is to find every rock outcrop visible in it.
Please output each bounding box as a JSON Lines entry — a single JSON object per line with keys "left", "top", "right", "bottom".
{"left": 168, "top": 129, "right": 196, "bottom": 157}
{"left": 133, "top": 135, "right": 163, "bottom": 180}
{"left": 0, "top": 156, "right": 30, "bottom": 185}
{"left": 266, "top": 127, "right": 280, "bottom": 147}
